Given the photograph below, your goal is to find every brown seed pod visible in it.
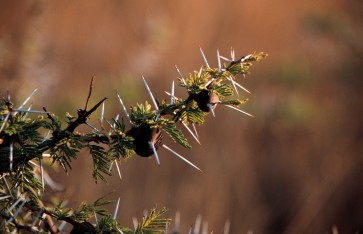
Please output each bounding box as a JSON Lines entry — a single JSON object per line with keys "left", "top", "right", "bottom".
{"left": 126, "top": 124, "right": 163, "bottom": 157}
{"left": 192, "top": 90, "right": 220, "bottom": 112}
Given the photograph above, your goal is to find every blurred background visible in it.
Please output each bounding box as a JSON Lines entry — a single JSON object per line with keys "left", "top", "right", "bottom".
{"left": 1, "top": 0, "right": 363, "bottom": 233}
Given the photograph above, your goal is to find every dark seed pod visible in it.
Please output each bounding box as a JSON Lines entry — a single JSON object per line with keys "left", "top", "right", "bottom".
{"left": 126, "top": 124, "right": 163, "bottom": 157}
{"left": 192, "top": 90, "right": 220, "bottom": 112}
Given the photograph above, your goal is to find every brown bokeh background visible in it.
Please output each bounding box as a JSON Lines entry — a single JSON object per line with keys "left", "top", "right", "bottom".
{"left": 1, "top": 0, "right": 363, "bottom": 233}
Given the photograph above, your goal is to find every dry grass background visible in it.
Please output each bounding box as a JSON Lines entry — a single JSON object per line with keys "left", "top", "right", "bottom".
{"left": 1, "top": 0, "right": 363, "bottom": 233}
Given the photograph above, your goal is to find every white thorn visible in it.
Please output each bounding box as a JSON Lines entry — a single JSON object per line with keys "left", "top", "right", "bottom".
{"left": 198, "top": 66, "right": 203, "bottom": 76}
{"left": 227, "top": 76, "right": 251, "bottom": 94}
{"left": 0, "top": 195, "right": 11, "bottom": 201}
{"left": 22, "top": 104, "right": 32, "bottom": 120}
{"left": 100, "top": 102, "right": 105, "bottom": 123}
{"left": 142, "top": 76, "right": 159, "bottom": 111}
{"left": 16, "top": 89, "right": 38, "bottom": 113}
{"left": 241, "top": 54, "right": 252, "bottom": 62}
{"left": 58, "top": 221, "right": 67, "bottom": 231}
{"left": 170, "top": 81, "right": 175, "bottom": 105}
{"left": 31, "top": 208, "right": 44, "bottom": 227}
{"left": 217, "top": 49, "right": 222, "bottom": 72}
{"left": 114, "top": 160, "right": 122, "bottom": 180}
{"left": 149, "top": 141, "right": 160, "bottom": 166}
{"left": 182, "top": 123, "right": 201, "bottom": 145}
{"left": 202, "top": 221, "right": 208, "bottom": 234}
{"left": 86, "top": 122, "right": 100, "bottom": 133}
{"left": 40, "top": 159, "right": 44, "bottom": 192}
{"left": 207, "top": 104, "right": 215, "bottom": 117}
{"left": 223, "top": 220, "right": 231, "bottom": 234}
{"left": 116, "top": 93, "right": 132, "bottom": 125}
{"left": 13, "top": 109, "right": 48, "bottom": 114}
{"left": 42, "top": 130, "right": 51, "bottom": 142}
{"left": 174, "top": 211, "right": 181, "bottom": 233}
{"left": 199, "top": 47, "right": 210, "bottom": 68}
{"left": 224, "top": 105, "right": 254, "bottom": 117}
{"left": 192, "top": 123, "right": 199, "bottom": 140}
{"left": 94, "top": 211, "right": 98, "bottom": 227}
{"left": 7, "top": 197, "right": 22, "bottom": 214}
{"left": 9, "top": 143, "right": 13, "bottom": 171}
{"left": 2, "top": 177, "right": 13, "bottom": 198}
{"left": 0, "top": 112, "right": 10, "bottom": 133}
{"left": 113, "top": 197, "right": 121, "bottom": 220}
{"left": 155, "top": 113, "right": 160, "bottom": 122}
{"left": 108, "top": 161, "right": 114, "bottom": 173}
{"left": 42, "top": 153, "right": 51, "bottom": 157}
{"left": 162, "top": 144, "right": 202, "bottom": 172}
{"left": 6, "top": 199, "right": 27, "bottom": 226}
{"left": 231, "top": 48, "right": 235, "bottom": 60}
{"left": 219, "top": 55, "right": 232, "bottom": 62}
{"left": 204, "top": 78, "right": 214, "bottom": 89}
{"left": 194, "top": 214, "right": 202, "bottom": 234}
{"left": 228, "top": 76, "right": 239, "bottom": 96}
{"left": 188, "top": 227, "right": 193, "bottom": 234}
{"left": 175, "top": 65, "right": 187, "bottom": 86}
{"left": 132, "top": 217, "right": 138, "bottom": 230}
{"left": 165, "top": 91, "right": 180, "bottom": 101}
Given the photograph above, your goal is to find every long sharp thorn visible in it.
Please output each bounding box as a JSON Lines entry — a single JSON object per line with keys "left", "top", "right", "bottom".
{"left": 132, "top": 217, "right": 138, "bottom": 230}
{"left": 13, "top": 109, "right": 48, "bottom": 114}
{"left": 100, "top": 102, "right": 105, "bottom": 124}
{"left": 227, "top": 76, "right": 239, "bottom": 96}
{"left": 94, "top": 211, "right": 98, "bottom": 227}
{"left": 170, "top": 81, "right": 175, "bottom": 105}
{"left": 165, "top": 92, "right": 179, "bottom": 101}
{"left": 0, "top": 195, "right": 11, "bottom": 201}
{"left": 225, "top": 105, "right": 254, "bottom": 117}
{"left": 2, "top": 177, "right": 13, "bottom": 198}
{"left": 149, "top": 141, "right": 160, "bottom": 166}
{"left": 114, "top": 160, "right": 122, "bottom": 180}
{"left": 7, "top": 197, "right": 22, "bottom": 214}
{"left": 31, "top": 209, "right": 43, "bottom": 227}
{"left": 202, "top": 221, "right": 208, "bottom": 234}
{"left": 192, "top": 123, "right": 199, "bottom": 140}
{"left": 116, "top": 93, "right": 132, "bottom": 125}
{"left": 9, "top": 143, "right": 13, "bottom": 171}
{"left": 40, "top": 159, "right": 44, "bottom": 192}
{"left": 223, "top": 220, "right": 231, "bottom": 234}
{"left": 182, "top": 123, "right": 201, "bottom": 145}
{"left": 194, "top": 214, "right": 202, "bottom": 234}
{"left": 113, "top": 197, "right": 121, "bottom": 220}
{"left": 17, "top": 89, "right": 38, "bottom": 111}
{"left": 6, "top": 199, "right": 27, "bottom": 226}
{"left": 142, "top": 76, "right": 159, "bottom": 111}
{"left": 22, "top": 104, "right": 32, "bottom": 120}
{"left": 58, "top": 221, "right": 67, "bottom": 231}
{"left": 219, "top": 55, "right": 232, "bottom": 62}
{"left": 108, "top": 161, "right": 114, "bottom": 173}
{"left": 155, "top": 113, "right": 160, "bottom": 122}
{"left": 0, "top": 112, "right": 10, "bottom": 133}
{"left": 175, "top": 65, "right": 187, "bottom": 86}
{"left": 199, "top": 47, "right": 210, "bottom": 68}
{"left": 162, "top": 144, "right": 202, "bottom": 172}
{"left": 207, "top": 104, "right": 215, "bottom": 117}
{"left": 174, "top": 211, "right": 181, "bottom": 233}
{"left": 204, "top": 78, "right": 214, "bottom": 89}
{"left": 231, "top": 48, "right": 235, "bottom": 60}
{"left": 198, "top": 66, "right": 203, "bottom": 76}
{"left": 86, "top": 122, "right": 100, "bottom": 133}
{"left": 229, "top": 78, "right": 251, "bottom": 94}
{"left": 217, "top": 49, "right": 222, "bottom": 72}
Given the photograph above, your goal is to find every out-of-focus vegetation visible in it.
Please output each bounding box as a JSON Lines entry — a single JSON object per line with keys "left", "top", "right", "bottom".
{"left": 1, "top": 0, "right": 362, "bottom": 233}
